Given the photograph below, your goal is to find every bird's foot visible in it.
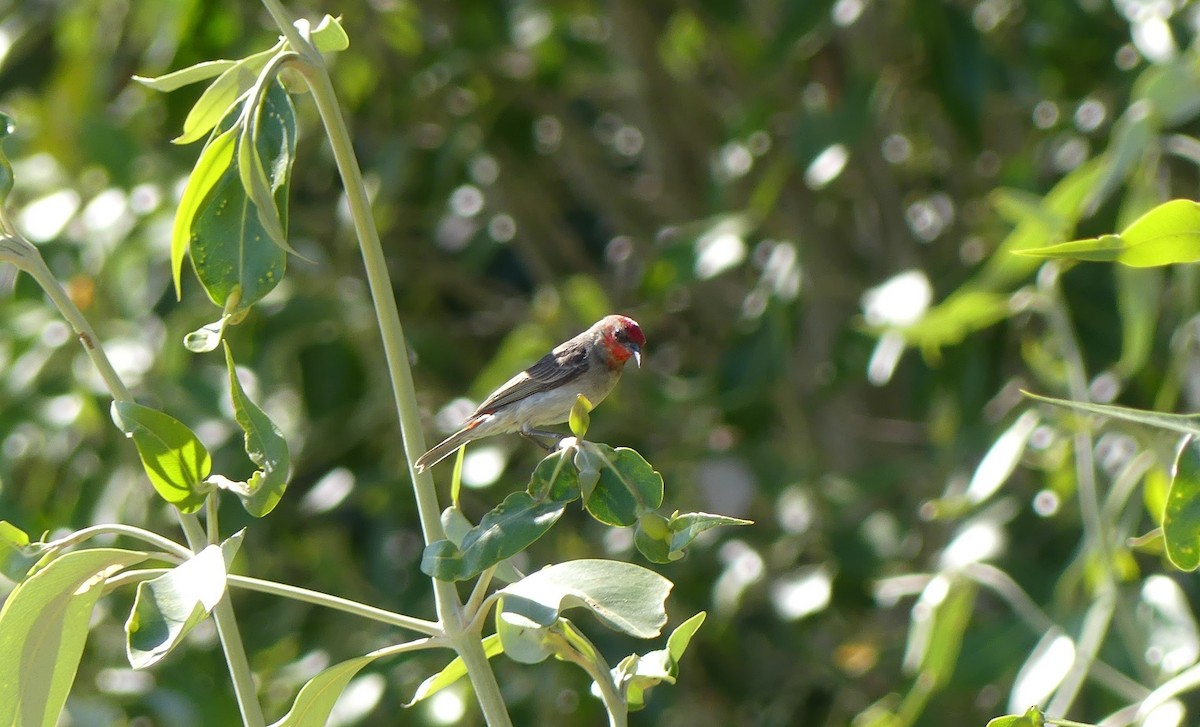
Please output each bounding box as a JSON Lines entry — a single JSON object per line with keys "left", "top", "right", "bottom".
{"left": 520, "top": 428, "right": 566, "bottom": 452}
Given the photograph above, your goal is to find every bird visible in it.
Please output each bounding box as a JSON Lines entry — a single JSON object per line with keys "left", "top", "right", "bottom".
{"left": 414, "top": 314, "right": 645, "bottom": 472}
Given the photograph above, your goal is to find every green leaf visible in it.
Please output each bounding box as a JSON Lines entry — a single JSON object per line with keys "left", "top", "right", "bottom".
{"left": 888, "top": 290, "right": 1012, "bottom": 357}
{"left": 614, "top": 611, "right": 706, "bottom": 710}
{"left": 635, "top": 512, "right": 674, "bottom": 564}
{"left": 173, "top": 47, "right": 277, "bottom": 145}
{"left": 222, "top": 343, "right": 290, "bottom": 516}
{"left": 421, "top": 492, "right": 568, "bottom": 581}
{"left": 497, "top": 559, "right": 672, "bottom": 639}
{"left": 667, "top": 512, "right": 753, "bottom": 559}
{"left": 0, "top": 112, "right": 13, "bottom": 206}
{"left": 309, "top": 14, "right": 351, "bottom": 53}
{"left": 438, "top": 506, "right": 524, "bottom": 584}
{"left": 171, "top": 127, "right": 237, "bottom": 299}
{"left": 133, "top": 60, "right": 238, "bottom": 92}
{"left": 527, "top": 449, "right": 581, "bottom": 502}
{"left": 903, "top": 576, "right": 975, "bottom": 690}
{"left": 190, "top": 80, "right": 295, "bottom": 315}
{"left": 406, "top": 635, "right": 503, "bottom": 706}
{"left": 0, "top": 521, "right": 46, "bottom": 582}
{"left": 964, "top": 410, "right": 1040, "bottom": 506}
{"left": 269, "top": 646, "right": 394, "bottom": 727}
{"left": 0, "top": 548, "right": 149, "bottom": 727}
{"left": 126, "top": 531, "right": 243, "bottom": 668}
{"left": 111, "top": 401, "right": 212, "bottom": 514}
{"left": 569, "top": 394, "right": 592, "bottom": 438}
{"left": 235, "top": 75, "right": 303, "bottom": 258}
{"left": 183, "top": 315, "right": 231, "bottom": 353}
{"left": 583, "top": 445, "right": 664, "bottom": 527}
{"left": 985, "top": 705, "right": 1045, "bottom": 727}
{"left": 1165, "top": 436, "right": 1200, "bottom": 571}
{"left": 1018, "top": 200, "right": 1200, "bottom": 268}
{"left": 1084, "top": 102, "right": 1158, "bottom": 214}
{"left": 1023, "top": 391, "right": 1200, "bottom": 438}
{"left": 494, "top": 607, "right": 555, "bottom": 664}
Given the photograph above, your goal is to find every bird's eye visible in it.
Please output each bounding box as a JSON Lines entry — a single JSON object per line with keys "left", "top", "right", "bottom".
{"left": 615, "top": 329, "right": 629, "bottom": 343}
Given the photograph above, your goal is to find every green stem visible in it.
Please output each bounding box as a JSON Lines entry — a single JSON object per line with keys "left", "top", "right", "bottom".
{"left": 464, "top": 566, "right": 497, "bottom": 627}
{"left": 48, "top": 523, "right": 193, "bottom": 560}
{"left": 180, "top": 515, "right": 265, "bottom": 727}
{"left": 258, "top": 4, "right": 511, "bottom": 722}
{"left": 206, "top": 492, "right": 220, "bottom": 545}
{"left": 1, "top": 229, "right": 267, "bottom": 725}
{"left": 227, "top": 575, "right": 443, "bottom": 636}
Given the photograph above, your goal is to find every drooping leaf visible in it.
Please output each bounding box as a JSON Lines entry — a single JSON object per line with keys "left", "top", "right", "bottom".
{"left": 126, "top": 531, "right": 243, "bottom": 668}
{"left": 0, "top": 521, "right": 47, "bottom": 582}
{"left": 421, "top": 492, "right": 568, "bottom": 581}
{"left": 964, "top": 410, "right": 1040, "bottom": 506}
{"left": 497, "top": 559, "right": 672, "bottom": 639}
{"left": 438, "top": 506, "right": 523, "bottom": 584}
{"left": 173, "top": 47, "right": 277, "bottom": 144}
{"left": 406, "top": 635, "right": 503, "bottom": 706}
{"left": 189, "top": 80, "right": 295, "bottom": 315}
{"left": 111, "top": 401, "right": 212, "bottom": 513}
{"left": 1165, "top": 435, "right": 1200, "bottom": 571}
{"left": 222, "top": 343, "right": 290, "bottom": 517}
{"left": 171, "top": 127, "right": 236, "bottom": 299}
{"left": 0, "top": 548, "right": 148, "bottom": 727}
{"left": 133, "top": 60, "right": 238, "bottom": 92}
{"left": 584, "top": 446, "right": 664, "bottom": 527}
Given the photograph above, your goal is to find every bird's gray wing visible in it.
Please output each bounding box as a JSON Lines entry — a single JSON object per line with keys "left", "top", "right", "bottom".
{"left": 473, "top": 344, "right": 590, "bottom": 415}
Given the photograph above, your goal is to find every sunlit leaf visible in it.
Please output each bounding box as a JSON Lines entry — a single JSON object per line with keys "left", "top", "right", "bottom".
{"left": 667, "top": 511, "right": 753, "bottom": 558}
{"left": 222, "top": 343, "right": 290, "bottom": 517}
{"left": 494, "top": 608, "right": 554, "bottom": 664}
{"left": 126, "top": 531, "right": 243, "bottom": 668}
{"left": 270, "top": 643, "right": 407, "bottom": 727}
{"left": 965, "top": 410, "right": 1039, "bottom": 506}
{"left": 421, "top": 492, "right": 567, "bottom": 581}
{"left": 406, "top": 635, "right": 502, "bottom": 706}
{"left": 1007, "top": 628, "right": 1074, "bottom": 713}
{"left": 171, "top": 127, "right": 236, "bottom": 299}
{"left": 0, "top": 548, "right": 148, "bottom": 727}
{"left": 612, "top": 611, "right": 706, "bottom": 710}
{"left": 497, "top": 559, "right": 672, "bottom": 639}
{"left": 1018, "top": 200, "right": 1200, "bottom": 268}
{"left": 133, "top": 60, "right": 238, "bottom": 92}
{"left": 1023, "top": 391, "right": 1200, "bottom": 438}
{"left": 569, "top": 394, "right": 592, "bottom": 438}
{"left": 584, "top": 445, "right": 664, "bottom": 527}
{"left": 309, "top": 14, "right": 351, "bottom": 53}
{"left": 1166, "top": 435, "right": 1200, "bottom": 571}
{"left": 173, "top": 47, "right": 277, "bottom": 144}
{"left": 111, "top": 401, "right": 212, "bottom": 514}
{"left": 190, "top": 81, "right": 295, "bottom": 315}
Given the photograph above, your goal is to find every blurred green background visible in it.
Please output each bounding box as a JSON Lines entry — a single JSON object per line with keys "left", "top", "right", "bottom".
{"left": 4, "top": 0, "right": 1200, "bottom": 725}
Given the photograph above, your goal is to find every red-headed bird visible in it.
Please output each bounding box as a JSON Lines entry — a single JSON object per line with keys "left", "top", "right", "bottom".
{"left": 414, "top": 315, "right": 645, "bottom": 472}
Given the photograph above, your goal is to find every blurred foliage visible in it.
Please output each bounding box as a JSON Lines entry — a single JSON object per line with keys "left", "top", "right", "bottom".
{"left": 8, "top": 0, "right": 1200, "bottom": 725}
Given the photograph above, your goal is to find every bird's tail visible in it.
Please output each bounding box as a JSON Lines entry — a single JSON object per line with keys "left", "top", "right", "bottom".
{"left": 414, "top": 424, "right": 479, "bottom": 472}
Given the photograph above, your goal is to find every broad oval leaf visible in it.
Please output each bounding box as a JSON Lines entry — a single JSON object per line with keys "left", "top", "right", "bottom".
{"left": 126, "top": 531, "right": 243, "bottom": 669}
{"left": 494, "top": 609, "right": 554, "bottom": 664}
{"left": 527, "top": 449, "right": 581, "bottom": 503}
{"left": 111, "top": 401, "right": 212, "bottom": 513}
{"left": 569, "top": 394, "right": 592, "bottom": 438}
{"left": 223, "top": 343, "right": 290, "bottom": 516}
{"left": 1166, "top": 435, "right": 1200, "bottom": 571}
{"left": 584, "top": 446, "right": 664, "bottom": 527}
{"left": 497, "top": 559, "right": 672, "bottom": 639}
{"left": 309, "top": 14, "right": 351, "bottom": 53}
{"left": 406, "top": 634, "right": 503, "bottom": 706}
{"left": 0, "top": 548, "right": 149, "bottom": 727}
{"left": 421, "top": 492, "right": 567, "bottom": 581}
{"left": 190, "top": 80, "right": 295, "bottom": 315}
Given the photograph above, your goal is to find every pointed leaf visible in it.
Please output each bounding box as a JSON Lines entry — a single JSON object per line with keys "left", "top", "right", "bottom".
{"left": 667, "top": 512, "right": 752, "bottom": 559}
{"left": 171, "top": 127, "right": 237, "bottom": 299}
{"left": 497, "top": 559, "right": 672, "bottom": 638}
{"left": 986, "top": 705, "right": 1045, "bottom": 727}
{"left": 133, "top": 60, "right": 238, "bottom": 92}
{"left": 965, "top": 410, "right": 1040, "bottom": 506}
{"left": 615, "top": 611, "right": 707, "bottom": 710}
{"left": 111, "top": 401, "right": 212, "bottom": 513}
{"left": 1166, "top": 435, "right": 1200, "bottom": 571}
{"left": 584, "top": 445, "right": 664, "bottom": 527}
{"left": 406, "top": 635, "right": 503, "bottom": 706}
{"left": 270, "top": 651, "right": 381, "bottom": 727}
{"left": 420, "top": 492, "right": 567, "bottom": 581}
{"left": 126, "top": 531, "right": 243, "bottom": 668}
{"left": 189, "top": 81, "right": 294, "bottom": 315}
{"left": 0, "top": 521, "right": 46, "bottom": 582}
{"left": 1015, "top": 234, "right": 1125, "bottom": 262}
{"left": 223, "top": 343, "right": 290, "bottom": 516}
{"left": 1023, "top": 391, "right": 1200, "bottom": 438}
{"left": 174, "top": 48, "right": 276, "bottom": 144}
{"left": 0, "top": 548, "right": 148, "bottom": 727}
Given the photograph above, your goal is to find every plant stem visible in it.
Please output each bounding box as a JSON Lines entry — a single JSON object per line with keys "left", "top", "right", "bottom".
{"left": 207, "top": 492, "right": 220, "bottom": 545}
{"left": 48, "top": 523, "right": 193, "bottom": 560}
{"left": 227, "top": 575, "right": 443, "bottom": 636}
{"left": 257, "top": 3, "right": 512, "bottom": 722}
{"left": 180, "top": 514, "right": 265, "bottom": 727}
{"left": 1, "top": 229, "right": 268, "bottom": 725}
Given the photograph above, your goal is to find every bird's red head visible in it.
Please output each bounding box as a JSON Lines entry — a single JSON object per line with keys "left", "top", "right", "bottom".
{"left": 597, "top": 314, "right": 645, "bottom": 368}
